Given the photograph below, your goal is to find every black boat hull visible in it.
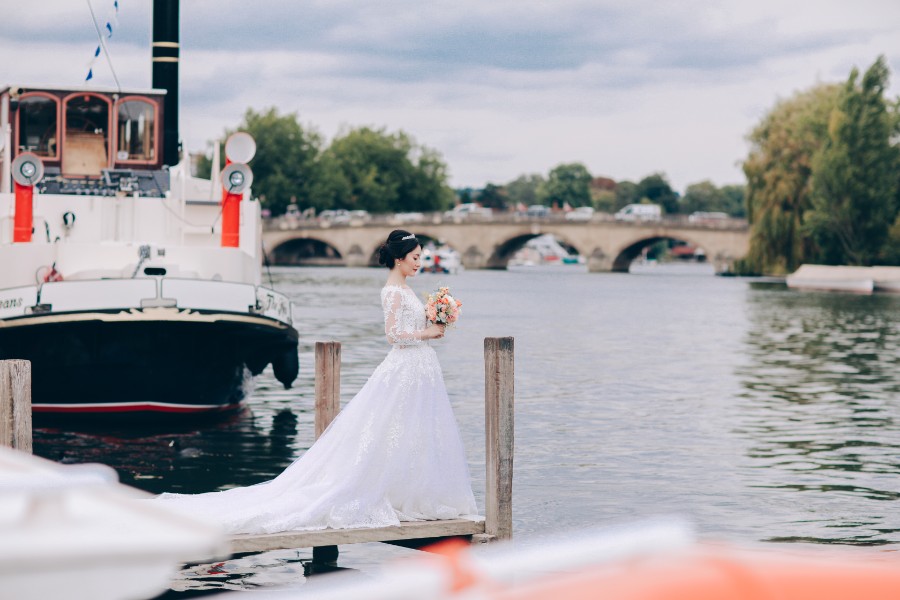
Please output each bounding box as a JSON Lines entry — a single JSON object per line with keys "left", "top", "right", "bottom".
{"left": 0, "top": 308, "right": 299, "bottom": 418}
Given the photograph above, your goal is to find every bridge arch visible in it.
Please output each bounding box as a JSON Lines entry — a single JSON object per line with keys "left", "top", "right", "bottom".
{"left": 486, "top": 232, "right": 584, "bottom": 269}
{"left": 270, "top": 237, "right": 344, "bottom": 266}
{"left": 609, "top": 234, "right": 708, "bottom": 272}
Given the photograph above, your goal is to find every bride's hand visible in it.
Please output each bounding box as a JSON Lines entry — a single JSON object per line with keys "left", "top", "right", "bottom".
{"left": 423, "top": 323, "right": 445, "bottom": 340}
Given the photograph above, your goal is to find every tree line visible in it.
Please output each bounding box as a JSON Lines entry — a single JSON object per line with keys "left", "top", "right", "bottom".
{"left": 197, "top": 109, "right": 745, "bottom": 220}
{"left": 197, "top": 108, "right": 456, "bottom": 216}
{"left": 469, "top": 168, "right": 745, "bottom": 217}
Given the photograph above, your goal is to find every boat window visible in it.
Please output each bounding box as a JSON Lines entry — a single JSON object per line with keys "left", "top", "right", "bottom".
{"left": 63, "top": 94, "right": 110, "bottom": 176}
{"left": 17, "top": 94, "right": 59, "bottom": 158}
{"left": 116, "top": 98, "right": 156, "bottom": 162}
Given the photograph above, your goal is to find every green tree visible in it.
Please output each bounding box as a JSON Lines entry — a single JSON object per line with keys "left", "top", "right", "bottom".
{"left": 541, "top": 163, "right": 592, "bottom": 208}
{"left": 881, "top": 213, "right": 900, "bottom": 264}
{"left": 739, "top": 83, "right": 842, "bottom": 275}
{"left": 505, "top": 174, "right": 545, "bottom": 207}
{"left": 591, "top": 189, "right": 617, "bottom": 213}
{"left": 679, "top": 181, "right": 745, "bottom": 217}
{"left": 197, "top": 107, "right": 340, "bottom": 216}
{"left": 478, "top": 183, "right": 508, "bottom": 210}
{"left": 720, "top": 184, "right": 747, "bottom": 218}
{"left": 456, "top": 188, "right": 474, "bottom": 204}
{"left": 807, "top": 56, "right": 900, "bottom": 265}
{"left": 680, "top": 180, "right": 727, "bottom": 214}
{"left": 637, "top": 173, "right": 679, "bottom": 214}
{"left": 614, "top": 180, "right": 640, "bottom": 211}
{"left": 325, "top": 127, "right": 453, "bottom": 213}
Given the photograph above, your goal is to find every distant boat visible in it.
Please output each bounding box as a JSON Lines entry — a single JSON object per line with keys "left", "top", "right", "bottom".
{"left": 421, "top": 245, "right": 462, "bottom": 274}
{"left": 509, "top": 234, "right": 583, "bottom": 267}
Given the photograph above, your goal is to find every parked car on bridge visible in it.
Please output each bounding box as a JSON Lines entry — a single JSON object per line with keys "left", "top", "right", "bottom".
{"left": 688, "top": 211, "right": 729, "bottom": 224}
{"left": 318, "top": 209, "right": 351, "bottom": 225}
{"left": 395, "top": 212, "right": 425, "bottom": 224}
{"left": 347, "top": 210, "right": 371, "bottom": 225}
{"left": 525, "top": 204, "right": 549, "bottom": 218}
{"left": 444, "top": 203, "right": 492, "bottom": 221}
{"left": 615, "top": 204, "right": 661, "bottom": 222}
{"left": 565, "top": 206, "right": 595, "bottom": 221}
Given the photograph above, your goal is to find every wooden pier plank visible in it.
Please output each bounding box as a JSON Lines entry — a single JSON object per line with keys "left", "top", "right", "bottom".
{"left": 0, "top": 359, "right": 32, "bottom": 453}
{"left": 229, "top": 518, "right": 485, "bottom": 553}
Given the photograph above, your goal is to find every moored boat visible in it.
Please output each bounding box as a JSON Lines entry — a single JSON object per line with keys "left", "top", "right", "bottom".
{"left": 785, "top": 264, "right": 875, "bottom": 294}
{"left": 786, "top": 264, "right": 900, "bottom": 294}
{"left": 421, "top": 243, "right": 463, "bottom": 274}
{"left": 0, "top": 3, "right": 299, "bottom": 418}
{"left": 508, "top": 234, "right": 584, "bottom": 268}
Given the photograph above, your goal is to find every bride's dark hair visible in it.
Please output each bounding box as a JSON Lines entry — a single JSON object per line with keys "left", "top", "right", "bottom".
{"left": 378, "top": 229, "right": 419, "bottom": 268}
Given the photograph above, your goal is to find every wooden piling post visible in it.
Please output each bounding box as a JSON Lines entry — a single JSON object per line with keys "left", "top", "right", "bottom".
{"left": 0, "top": 359, "right": 32, "bottom": 453}
{"left": 484, "top": 337, "right": 514, "bottom": 541}
{"left": 313, "top": 341, "right": 341, "bottom": 564}
{"left": 314, "top": 341, "right": 341, "bottom": 438}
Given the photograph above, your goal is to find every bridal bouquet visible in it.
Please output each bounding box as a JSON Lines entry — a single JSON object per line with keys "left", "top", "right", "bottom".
{"left": 425, "top": 286, "right": 462, "bottom": 328}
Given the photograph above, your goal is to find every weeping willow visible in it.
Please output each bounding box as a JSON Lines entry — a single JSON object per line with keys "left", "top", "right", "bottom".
{"left": 737, "top": 84, "right": 841, "bottom": 275}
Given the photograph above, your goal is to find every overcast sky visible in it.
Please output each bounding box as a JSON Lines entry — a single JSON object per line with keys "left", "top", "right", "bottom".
{"left": 3, "top": 0, "right": 899, "bottom": 193}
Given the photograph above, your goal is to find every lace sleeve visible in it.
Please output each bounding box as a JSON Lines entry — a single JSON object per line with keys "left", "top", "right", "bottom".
{"left": 382, "top": 287, "right": 425, "bottom": 346}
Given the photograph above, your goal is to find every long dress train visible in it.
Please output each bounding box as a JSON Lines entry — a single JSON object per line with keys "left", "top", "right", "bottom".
{"left": 155, "top": 285, "right": 477, "bottom": 534}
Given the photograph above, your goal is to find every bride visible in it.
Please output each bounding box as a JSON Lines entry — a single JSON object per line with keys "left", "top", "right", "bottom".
{"left": 155, "top": 229, "right": 478, "bottom": 534}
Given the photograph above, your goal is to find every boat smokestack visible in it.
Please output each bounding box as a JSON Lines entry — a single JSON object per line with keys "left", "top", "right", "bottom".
{"left": 152, "top": 0, "right": 179, "bottom": 167}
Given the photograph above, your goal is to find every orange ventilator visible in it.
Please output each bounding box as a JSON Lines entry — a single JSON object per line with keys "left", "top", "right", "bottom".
{"left": 11, "top": 152, "right": 45, "bottom": 243}
{"left": 219, "top": 162, "right": 252, "bottom": 248}
{"left": 13, "top": 181, "right": 33, "bottom": 243}
{"left": 221, "top": 190, "right": 242, "bottom": 247}
{"left": 219, "top": 132, "right": 256, "bottom": 248}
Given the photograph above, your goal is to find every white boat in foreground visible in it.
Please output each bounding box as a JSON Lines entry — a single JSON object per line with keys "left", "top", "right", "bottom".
{"left": 0, "top": 446, "right": 227, "bottom": 600}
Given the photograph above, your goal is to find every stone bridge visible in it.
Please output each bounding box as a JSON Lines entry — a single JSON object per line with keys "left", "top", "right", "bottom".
{"left": 262, "top": 218, "right": 750, "bottom": 273}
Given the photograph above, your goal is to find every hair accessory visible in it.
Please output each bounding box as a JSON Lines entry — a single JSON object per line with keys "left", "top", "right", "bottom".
{"left": 401, "top": 234, "right": 416, "bottom": 241}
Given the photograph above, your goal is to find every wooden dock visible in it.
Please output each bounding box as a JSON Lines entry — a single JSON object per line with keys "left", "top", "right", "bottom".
{"left": 227, "top": 337, "right": 514, "bottom": 558}
{"left": 0, "top": 336, "right": 515, "bottom": 561}
{"left": 231, "top": 517, "right": 487, "bottom": 554}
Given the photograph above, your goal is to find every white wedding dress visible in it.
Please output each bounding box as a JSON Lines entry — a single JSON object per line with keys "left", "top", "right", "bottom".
{"left": 155, "top": 285, "right": 477, "bottom": 534}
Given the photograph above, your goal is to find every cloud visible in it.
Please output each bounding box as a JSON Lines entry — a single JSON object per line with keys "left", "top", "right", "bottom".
{"left": 2, "top": 0, "right": 900, "bottom": 192}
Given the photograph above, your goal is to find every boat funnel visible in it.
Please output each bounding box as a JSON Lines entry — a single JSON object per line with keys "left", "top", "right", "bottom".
{"left": 152, "top": 0, "right": 180, "bottom": 167}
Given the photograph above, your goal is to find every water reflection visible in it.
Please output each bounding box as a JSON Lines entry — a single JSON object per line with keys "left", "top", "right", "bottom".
{"left": 736, "top": 289, "right": 900, "bottom": 545}
{"left": 34, "top": 406, "right": 302, "bottom": 495}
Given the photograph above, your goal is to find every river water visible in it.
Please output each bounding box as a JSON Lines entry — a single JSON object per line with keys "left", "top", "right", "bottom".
{"left": 33, "top": 264, "right": 900, "bottom": 592}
